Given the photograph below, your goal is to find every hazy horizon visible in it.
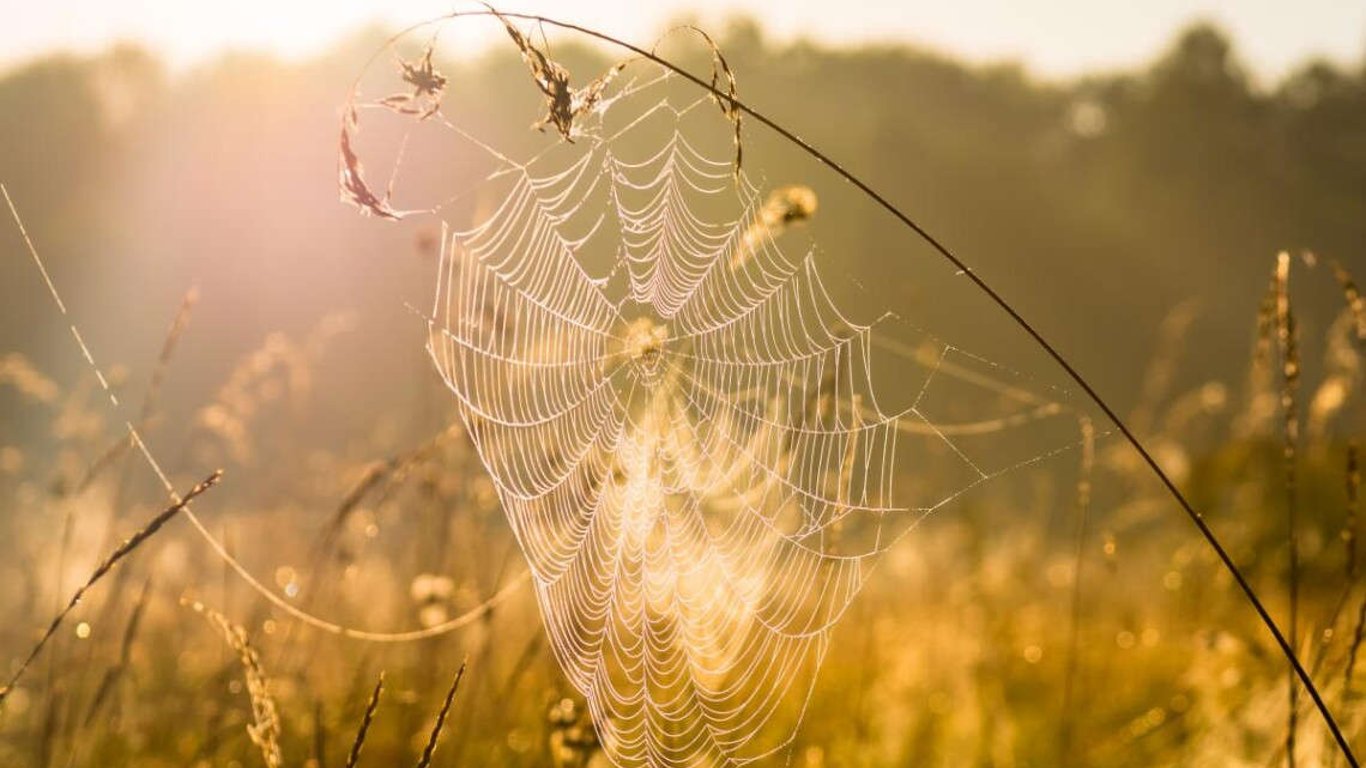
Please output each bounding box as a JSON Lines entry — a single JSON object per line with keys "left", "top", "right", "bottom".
{"left": 5, "top": 1, "right": 1364, "bottom": 84}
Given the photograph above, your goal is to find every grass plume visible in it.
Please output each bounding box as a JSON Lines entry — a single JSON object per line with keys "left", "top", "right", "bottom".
{"left": 345, "top": 672, "right": 385, "bottom": 768}
{"left": 415, "top": 660, "right": 467, "bottom": 768}
{"left": 1272, "top": 251, "right": 1303, "bottom": 765}
{"left": 187, "top": 599, "right": 284, "bottom": 768}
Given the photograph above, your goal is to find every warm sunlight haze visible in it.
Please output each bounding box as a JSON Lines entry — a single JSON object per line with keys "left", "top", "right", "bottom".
{"left": 2, "top": 2, "right": 1364, "bottom": 767}
{"left": 4, "top": 1, "right": 1363, "bottom": 80}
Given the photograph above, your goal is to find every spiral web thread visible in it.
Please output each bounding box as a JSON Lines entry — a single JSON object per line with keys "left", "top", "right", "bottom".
{"left": 396, "top": 48, "right": 1079, "bottom": 767}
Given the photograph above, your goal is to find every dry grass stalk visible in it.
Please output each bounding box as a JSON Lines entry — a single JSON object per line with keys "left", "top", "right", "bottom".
{"left": 1130, "top": 301, "right": 1199, "bottom": 436}
{"left": 1330, "top": 260, "right": 1366, "bottom": 342}
{"left": 187, "top": 599, "right": 284, "bottom": 768}
{"left": 415, "top": 659, "right": 468, "bottom": 768}
{"left": 72, "top": 288, "right": 198, "bottom": 496}
{"left": 1273, "top": 251, "right": 1302, "bottom": 765}
{"left": 82, "top": 577, "right": 154, "bottom": 727}
{"left": 325, "top": 422, "right": 463, "bottom": 543}
{"left": 691, "top": 26, "right": 741, "bottom": 175}
{"left": 1308, "top": 313, "right": 1362, "bottom": 440}
{"left": 71, "top": 434, "right": 137, "bottom": 497}
{"left": 1348, "top": 598, "right": 1366, "bottom": 701}
{"left": 1349, "top": 444, "right": 1361, "bottom": 583}
{"left": 658, "top": 24, "right": 742, "bottom": 176}
{"left": 196, "top": 318, "right": 350, "bottom": 464}
{"left": 1059, "top": 416, "right": 1095, "bottom": 765}
{"left": 313, "top": 699, "right": 327, "bottom": 768}
{"left": 138, "top": 286, "right": 199, "bottom": 425}
{"left": 0, "top": 470, "right": 222, "bottom": 706}
{"left": 345, "top": 672, "right": 385, "bottom": 768}
{"left": 1238, "top": 277, "right": 1282, "bottom": 437}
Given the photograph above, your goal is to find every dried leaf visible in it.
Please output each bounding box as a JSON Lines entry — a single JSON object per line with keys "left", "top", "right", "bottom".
{"left": 488, "top": 5, "right": 627, "bottom": 142}
{"left": 384, "top": 47, "right": 448, "bottom": 120}
{"left": 338, "top": 106, "right": 402, "bottom": 220}
{"left": 491, "top": 8, "right": 574, "bottom": 139}
{"left": 402, "top": 48, "right": 447, "bottom": 100}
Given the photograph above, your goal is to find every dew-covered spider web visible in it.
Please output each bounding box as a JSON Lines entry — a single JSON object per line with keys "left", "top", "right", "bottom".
{"left": 342, "top": 14, "right": 1089, "bottom": 766}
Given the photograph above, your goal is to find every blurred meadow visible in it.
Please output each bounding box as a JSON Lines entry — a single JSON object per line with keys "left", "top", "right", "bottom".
{"left": 1, "top": 5, "right": 1366, "bottom": 767}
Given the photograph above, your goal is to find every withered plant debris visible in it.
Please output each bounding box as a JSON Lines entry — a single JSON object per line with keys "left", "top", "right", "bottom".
{"left": 379, "top": 47, "right": 448, "bottom": 120}
{"left": 338, "top": 7, "right": 748, "bottom": 219}
{"left": 679, "top": 25, "right": 743, "bottom": 177}
{"left": 490, "top": 6, "right": 627, "bottom": 142}
{"left": 338, "top": 106, "right": 403, "bottom": 220}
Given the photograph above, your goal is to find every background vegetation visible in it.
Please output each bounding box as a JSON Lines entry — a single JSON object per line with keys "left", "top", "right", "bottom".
{"left": 1, "top": 16, "right": 1364, "bottom": 767}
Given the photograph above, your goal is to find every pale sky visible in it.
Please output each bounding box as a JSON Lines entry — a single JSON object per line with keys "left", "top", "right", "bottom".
{"left": 4, "top": 1, "right": 1364, "bottom": 82}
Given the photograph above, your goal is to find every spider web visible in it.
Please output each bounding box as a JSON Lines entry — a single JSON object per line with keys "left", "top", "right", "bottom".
{"left": 350, "top": 25, "right": 1085, "bottom": 767}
